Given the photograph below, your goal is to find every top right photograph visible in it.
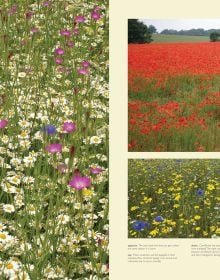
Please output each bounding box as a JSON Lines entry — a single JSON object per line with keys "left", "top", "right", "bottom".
{"left": 128, "top": 19, "right": 220, "bottom": 152}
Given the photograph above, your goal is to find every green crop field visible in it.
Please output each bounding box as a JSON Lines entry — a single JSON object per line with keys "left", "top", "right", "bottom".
{"left": 152, "top": 34, "right": 210, "bottom": 43}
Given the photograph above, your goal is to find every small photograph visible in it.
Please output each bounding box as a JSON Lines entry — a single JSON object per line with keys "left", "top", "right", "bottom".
{"left": 128, "top": 159, "right": 220, "bottom": 238}
{"left": 128, "top": 19, "right": 220, "bottom": 152}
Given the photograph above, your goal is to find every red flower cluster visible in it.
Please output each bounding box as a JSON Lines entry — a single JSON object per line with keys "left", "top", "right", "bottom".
{"left": 128, "top": 42, "right": 220, "bottom": 151}
{"left": 129, "top": 42, "right": 220, "bottom": 80}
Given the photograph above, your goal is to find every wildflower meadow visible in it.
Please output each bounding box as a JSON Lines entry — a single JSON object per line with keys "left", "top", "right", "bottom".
{"left": 128, "top": 159, "right": 220, "bottom": 238}
{"left": 0, "top": 1, "right": 108, "bottom": 279}
{"left": 128, "top": 43, "right": 220, "bottom": 151}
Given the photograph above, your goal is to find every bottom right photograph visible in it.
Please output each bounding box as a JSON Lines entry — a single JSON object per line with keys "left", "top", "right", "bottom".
{"left": 128, "top": 159, "right": 220, "bottom": 238}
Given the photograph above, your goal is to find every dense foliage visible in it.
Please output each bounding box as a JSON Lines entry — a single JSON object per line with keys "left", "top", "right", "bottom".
{"left": 128, "top": 19, "right": 152, "bottom": 44}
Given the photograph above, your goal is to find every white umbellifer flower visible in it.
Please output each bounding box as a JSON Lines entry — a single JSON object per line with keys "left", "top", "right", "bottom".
{"left": 7, "top": 176, "right": 21, "bottom": 186}
{"left": 23, "top": 155, "right": 37, "bottom": 167}
{"left": 0, "top": 156, "right": 4, "bottom": 166}
{"left": 18, "top": 72, "right": 26, "bottom": 78}
{"left": 99, "top": 198, "right": 108, "bottom": 204}
{"left": 33, "top": 131, "right": 43, "bottom": 140}
{"left": 0, "top": 222, "right": 6, "bottom": 231}
{"left": 26, "top": 204, "right": 36, "bottom": 215}
{"left": 44, "top": 265, "right": 65, "bottom": 279}
{"left": 2, "top": 204, "right": 15, "bottom": 213}
{"left": 97, "top": 210, "right": 105, "bottom": 218}
{"left": 23, "top": 176, "right": 35, "bottom": 184}
{"left": 56, "top": 214, "right": 70, "bottom": 225}
{"left": 88, "top": 230, "right": 102, "bottom": 240}
{"left": 103, "top": 224, "right": 109, "bottom": 231}
{"left": 0, "top": 231, "right": 18, "bottom": 252}
{"left": 1, "top": 182, "right": 18, "bottom": 194}
{"left": 3, "top": 260, "right": 20, "bottom": 277}
{"left": 18, "top": 120, "right": 31, "bottom": 128}
{"left": 17, "top": 270, "right": 31, "bottom": 280}
{"left": 90, "top": 136, "right": 102, "bottom": 145}
{"left": 84, "top": 213, "right": 98, "bottom": 220}
{"left": 97, "top": 154, "right": 107, "bottom": 162}
{"left": 73, "top": 202, "right": 81, "bottom": 209}
{"left": 19, "top": 140, "right": 31, "bottom": 148}
{"left": 10, "top": 158, "right": 22, "bottom": 166}
{"left": 14, "top": 194, "right": 24, "bottom": 208}
{"left": 0, "top": 147, "right": 6, "bottom": 154}
{"left": 18, "top": 130, "right": 30, "bottom": 140}
{"left": 1, "top": 135, "right": 9, "bottom": 144}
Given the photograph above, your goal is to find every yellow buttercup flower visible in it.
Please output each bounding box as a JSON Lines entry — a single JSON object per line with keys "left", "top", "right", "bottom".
{"left": 194, "top": 215, "right": 201, "bottom": 220}
{"left": 149, "top": 229, "right": 159, "bottom": 237}
{"left": 157, "top": 188, "right": 163, "bottom": 194}
{"left": 210, "top": 226, "right": 216, "bottom": 232}
{"left": 130, "top": 206, "right": 139, "bottom": 211}
{"left": 161, "top": 227, "right": 170, "bottom": 234}
{"left": 174, "top": 194, "right": 181, "bottom": 201}
{"left": 82, "top": 189, "right": 93, "bottom": 197}
{"left": 207, "top": 184, "right": 215, "bottom": 191}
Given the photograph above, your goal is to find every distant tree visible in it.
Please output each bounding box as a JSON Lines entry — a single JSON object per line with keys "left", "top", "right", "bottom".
{"left": 161, "top": 29, "right": 178, "bottom": 35}
{"left": 148, "top": 25, "right": 157, "bottom": 34}
{"left": 160, "top": 28, "right": 220, "bottom": 37}
{"left": 210, "top": 32, "right": 220, "bottom": 42}
{"left": 128, "top": 19, "right": 152, "bottom": 44}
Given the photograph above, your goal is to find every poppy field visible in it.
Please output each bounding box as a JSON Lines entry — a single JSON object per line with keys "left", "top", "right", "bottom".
{"left": 128, "top": 159, "right": 220, "bottom": 238}
{"left": 0, "top": 1, "right": 108, "bottom": 279}
{"left": 128, "top": 43, "right": 220, "bottom": 151}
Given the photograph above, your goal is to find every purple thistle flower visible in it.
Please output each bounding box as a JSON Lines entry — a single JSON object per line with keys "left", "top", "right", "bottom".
{"left": 69, "top": 174, "right": 91, "bottom": 190}
{"left": 57, "top": 163, "right": 68, "bottom": 173}
{"left": 0, "top": 120, "right": 8, "bottom": 129}
{"left": 90, "top": 167, "right": 103, "bottom": 174}
{"left": 77, "top": 68, "right": 89, "bottom": 75}
{"left": 74, "top": 16, "right": 86, "bottom": 23}
{"left": 42, "top": 125, "right": 56, "bottom": 135}
{"left": 94, "top": 5, "right": 101, "bottom": 12}
{"left": 21, "top": 39, "right": 28, "bottom": 45}
{"left": 60, "top": 30, "right": 71, "bottom": 36}
{"left": 54, "top": 47, "right": 65, "bottom": 55}
{"left": 63, "top": 121, "right": 76, "bottom": 133}
{"left": 91, "top": 11, "right": 101, "bottom": 21}
{"left": 43, "top": 1, "right": 51, "bottom": 7}
{"left": 45, "top": 143, "right": 62, "bottom": 153}
{"left": 30, "top": 27, "right": 39, "bottom": 33}
{"left": 8, "top": 5, "right": 17, "bottom": 15}
{"left": 55, "top": 57, "right": 63, "bottom": 64}
{"left": 82, "top": 60, "right": 90, "bottom": 68}
{"left": 26, "top": 11, "right": 34, "bottom": 19}
{"left": 66, "top": 41, "right": 75, "bottom": 47}
{"left": 72, "top": 29, "right": 79, "bottom": 35}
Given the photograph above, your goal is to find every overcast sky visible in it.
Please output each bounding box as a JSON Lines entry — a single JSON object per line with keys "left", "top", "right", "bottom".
{"left": 141, "top": 19, "right": 220, "bottom": 32}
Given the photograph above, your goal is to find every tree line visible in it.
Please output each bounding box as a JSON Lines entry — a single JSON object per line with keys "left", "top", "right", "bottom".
{"left": 161, "top": 28, "right": 220, "bottom": 36}
{"left": 128, "top": 19, "right": 220, "bottom": 43}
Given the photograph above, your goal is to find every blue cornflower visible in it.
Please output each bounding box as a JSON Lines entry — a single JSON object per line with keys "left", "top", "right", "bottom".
{"left": 154, "top": 216, "right": 164, "bottom": 222}
{"left": 42, "top": 125, "right": 56, "bottom": 135}
{"left": 197, "top": 188, "right": 204, "bottom": 197}
{"left": 132, "top": 221, "right": 150, "bottom": 231}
